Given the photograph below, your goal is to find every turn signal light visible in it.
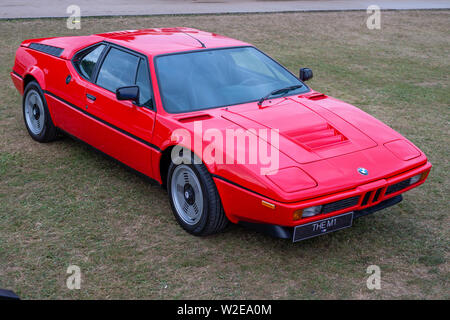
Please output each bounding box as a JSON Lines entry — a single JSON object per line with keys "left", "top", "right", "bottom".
{"left": 261, "top": 200, "right": 275, "bottom": 209}
{"left": 293, "top": 209, "right": 303, "bottom": 221}
{"left": 421, "top": 170, "right": 430, "bottom": 181}
{"left": 293, "top": 205, "right": 323, "bottom": 221}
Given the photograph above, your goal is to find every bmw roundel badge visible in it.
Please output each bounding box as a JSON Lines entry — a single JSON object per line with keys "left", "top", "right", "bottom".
{"left": 358, "top": 167, "right": 369, "bottom": 175}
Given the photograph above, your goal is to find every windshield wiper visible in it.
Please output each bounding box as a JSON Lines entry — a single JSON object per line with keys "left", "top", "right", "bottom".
{"left": 257, "top": 84, "right": 303, "bottom": 106}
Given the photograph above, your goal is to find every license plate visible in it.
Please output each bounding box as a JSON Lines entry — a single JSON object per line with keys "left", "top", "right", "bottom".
{"left": 292, "top": 212, "right": 354, "bottom": 242}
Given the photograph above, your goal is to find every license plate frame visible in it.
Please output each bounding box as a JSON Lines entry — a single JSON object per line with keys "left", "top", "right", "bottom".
{"left": 292, "top": 212, "right": 354, "bottom": 242}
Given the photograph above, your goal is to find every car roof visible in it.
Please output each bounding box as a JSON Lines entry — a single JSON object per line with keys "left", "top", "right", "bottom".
{"left": 94, "top": 27, "right": 250, "bottom": 56}
{"left": 21, "top": 28, "right": 250, "bottom": 60}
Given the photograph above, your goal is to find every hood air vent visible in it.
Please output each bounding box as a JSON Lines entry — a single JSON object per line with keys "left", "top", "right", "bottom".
{"left": 288, "top": 123, "right": 348, "bottom": 150}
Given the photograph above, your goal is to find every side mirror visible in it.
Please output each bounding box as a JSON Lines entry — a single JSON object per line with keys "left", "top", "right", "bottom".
{"left": 299, "top": 68, "right": 313, "bottom": 82}
{"left": 116, "top": 86, "right": 140, "bottom": 105}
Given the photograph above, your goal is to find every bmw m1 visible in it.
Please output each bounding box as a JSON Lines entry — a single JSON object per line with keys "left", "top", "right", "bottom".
{"left": 10, "top": 28, "right": 431, "bottom": 242}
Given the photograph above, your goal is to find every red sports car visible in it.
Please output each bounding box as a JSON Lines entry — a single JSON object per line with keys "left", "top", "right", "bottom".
{"left": 10, "top": 28, "right": 431, "bottom": 242}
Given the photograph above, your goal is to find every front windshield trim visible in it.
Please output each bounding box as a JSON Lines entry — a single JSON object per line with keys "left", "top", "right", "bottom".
{"left": 154, "top": 45, "right": 310, "bottom": 114}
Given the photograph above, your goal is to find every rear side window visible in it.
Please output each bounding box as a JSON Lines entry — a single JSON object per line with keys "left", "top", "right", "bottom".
{"left": 96, "top": 47, "right": 140, "bottom": 92}
{"left": 77, "top": 44, "right": 105, "bottom": 80}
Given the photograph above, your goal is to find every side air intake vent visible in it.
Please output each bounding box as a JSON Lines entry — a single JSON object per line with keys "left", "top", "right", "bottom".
{"left": 29, "top": 43, "right": 64, "bottom": 57}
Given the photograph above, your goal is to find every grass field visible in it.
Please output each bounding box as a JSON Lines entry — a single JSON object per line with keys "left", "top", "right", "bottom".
{"left": 0, "top": 10, "right": 449, "bottom": 299}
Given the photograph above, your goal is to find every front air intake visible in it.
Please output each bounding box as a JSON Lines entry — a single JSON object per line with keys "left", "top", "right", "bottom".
{"left": 322, "top": 196, "right": 360, "bottom": 214}
{"left": 385, "top": 178, "right": 411, "bottom": 195}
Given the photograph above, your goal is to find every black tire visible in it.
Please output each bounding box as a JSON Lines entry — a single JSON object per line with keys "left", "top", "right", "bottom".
{"left": 167, "top": 158, "right": 229, "bottom": 236}
{"left": 22, "top": 80, "right": 58, "bottom": 142}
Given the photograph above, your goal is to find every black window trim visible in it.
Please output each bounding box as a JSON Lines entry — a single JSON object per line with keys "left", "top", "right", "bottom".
{"left": 153, "top": 45, "right": 310, "bottom": 114}
{"left": 135, "top": 59, "right": 143, "bottom": 84}
{"left": 72, "top": 42, "right": 107, "bottom": 82}
{"left": 134, "top": 57, "right": 154, "bottom": 109}
{"left": 71, "top": 41, "right": 156, "bottom": 111}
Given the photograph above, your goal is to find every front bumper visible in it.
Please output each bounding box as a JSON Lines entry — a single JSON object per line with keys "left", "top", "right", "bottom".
{"left": 238, "top": 195, "right": 403, "bottom": 241}
{"left": 214, "top": 161, "right": 431, "bottom": 227}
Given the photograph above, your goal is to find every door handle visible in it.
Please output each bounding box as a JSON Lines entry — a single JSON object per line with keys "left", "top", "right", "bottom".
{"left": 86, "top": 94, "right": 96, "bottom": 101}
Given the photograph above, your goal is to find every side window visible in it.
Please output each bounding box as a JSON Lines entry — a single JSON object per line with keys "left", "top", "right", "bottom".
{"left": 96, "top": 47, "right": 140, "bottom": 92}
{"left": 77, "top": 44, "right": 105, "bottom": 80}
{"left": 135, "top": 59, "right": 152, "bottom": 107}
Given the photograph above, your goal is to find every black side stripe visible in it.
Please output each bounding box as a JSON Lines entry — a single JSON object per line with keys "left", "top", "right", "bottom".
{"left": 12, "top": 70, "right": 23, "bottom": 79}
{"left": 27, "top": 87, "right": 271, "bottom": 199}
{"left": 43, "top": 90, "right": 161, "bottom": 152}
{"left": 212, "top": 174, "right": 363, "bottom": 205}
{"left": 211, "top": 174, "right": 279, "bottom": 202}
{"left": 58, "top": 127, "right": 161, "bottom": 187}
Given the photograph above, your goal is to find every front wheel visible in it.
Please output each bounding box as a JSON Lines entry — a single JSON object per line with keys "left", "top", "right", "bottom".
{"left": 167, "top": 160, "right": 228, "bottom": 236}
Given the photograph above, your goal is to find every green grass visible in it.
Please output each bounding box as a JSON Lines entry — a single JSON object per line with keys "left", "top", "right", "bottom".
{"left": 0, "top": 11, "right": 449, "bottom": 299}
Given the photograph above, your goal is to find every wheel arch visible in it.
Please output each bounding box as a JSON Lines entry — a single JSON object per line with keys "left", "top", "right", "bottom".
{"left": 159, "top": 145, "right": 174, "bottom": 188}
{"left": 23, "top": 74, "right": 37, "bottom": 91}
{"left": 22, "top": 71, "right": 58, "bottom": 129}
{"left": 158, "top": 144, "right": 217, "bottom": 188}
{"left": 162, "top": 144, "right": 230, "bottom": 234}
{"left": 23, "top": 66, "right": 46, "bottom": 92}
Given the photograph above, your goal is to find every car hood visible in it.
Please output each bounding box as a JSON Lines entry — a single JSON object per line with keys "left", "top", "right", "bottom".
{"left": 221, "top": 93, "right": 378, "bottom": 164}
{"left": 165, "top": 92, "right": 426, "bottom": 202}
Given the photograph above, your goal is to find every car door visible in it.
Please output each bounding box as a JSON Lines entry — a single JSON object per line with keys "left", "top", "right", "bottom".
{"left": 52, "top": 43, "right": 107, "bottom": 141}
{"left": 83, "top": 45, "right": 157, "bottom": 178}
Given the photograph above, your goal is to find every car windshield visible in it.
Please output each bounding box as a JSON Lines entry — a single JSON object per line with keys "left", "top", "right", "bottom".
{"left": 156, "top": 46, "right": 309, "bottom": 113}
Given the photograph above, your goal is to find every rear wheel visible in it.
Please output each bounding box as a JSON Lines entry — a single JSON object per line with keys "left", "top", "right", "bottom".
{"left": 167, "top": 157, "right": 228, "bottom": 236}
{"left": 23, "top": 81, "right": 57, "bottom": 142}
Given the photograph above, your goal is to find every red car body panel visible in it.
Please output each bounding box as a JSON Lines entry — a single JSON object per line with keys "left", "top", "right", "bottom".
{"left": 11, "top": 28, "right": 431, "bottom": 229}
